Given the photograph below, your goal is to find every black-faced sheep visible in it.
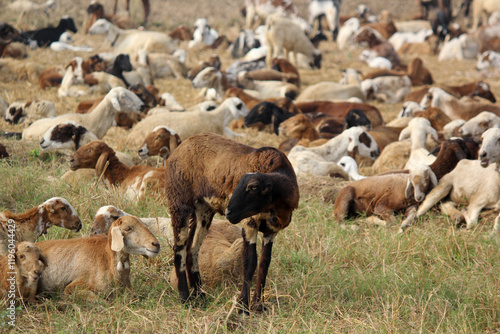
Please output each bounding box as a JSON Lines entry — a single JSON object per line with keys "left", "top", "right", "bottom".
{"left": 165, "top": 133, "right": 299, "bottom": 313}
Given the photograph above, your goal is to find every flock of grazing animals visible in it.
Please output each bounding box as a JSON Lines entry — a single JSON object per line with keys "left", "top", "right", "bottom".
{"left": 2, "top": 0, "right": 500, "bottom": 319}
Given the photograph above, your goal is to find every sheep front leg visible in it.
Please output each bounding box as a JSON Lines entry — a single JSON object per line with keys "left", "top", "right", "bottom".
{"left": 252, "top": 232, "right": 276, "bottom": 312}
{"left": 172, "top": 216, "right": 190, "bottom": 302}
{"left": 463, "top": 203, "right": 485, "bottom": 229}
{"left": 238, "top": 219, "right": 258, "bottom": 314}
{"left": 187, "top": 203, "right": 214, "bottom": 298}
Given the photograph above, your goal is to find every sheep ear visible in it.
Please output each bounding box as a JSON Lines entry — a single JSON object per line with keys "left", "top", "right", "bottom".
{"left": 347, "top": 137, "right": 357, "bottom": 152}
{"left": 262, "top": 181, "right": 273, "bottom": 195}
{"left": 405, "top": 179, "right": 414, "bottom": 199}
{"left": 39, "top": 255, "right": 47, "bottom": 267}
{"left": 95, "top": 151, "right": 109, "bottom": 177}
{"left": 169, "top": 134, "right": 180, "bottom": 153}
{"left": 110, "top": 227, "right": 124, "bottom": 252}
{"left": 399, "top": 127, "right": 410, "bottom": 141}
{"left": 427, "top": 126, "right": 439, "bottom": 141}
{"left": 430, "top": 170, "right": 438, "bottom": 188}
{"left": 111, "top": 96, "right": 121, "bottom": 111}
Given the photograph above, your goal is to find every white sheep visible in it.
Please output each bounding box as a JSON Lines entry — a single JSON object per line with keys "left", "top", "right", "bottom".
{"left": 337, "top": 17, "right": 361, "bottom": 50}
{"left": 458, "top": 111, "right": 500, "bottom": 140}
{"left": 288, "top": 127, "right": 380, "bottom": 177}
{"left": 438, "top": 34, "right": 478, "bottom": 62}
{"left": 400, "top": 117, "right": 439, "bottom": 169}
{"left": 88, "top": 19, "right": 176, "bottom": 55}
{"left": 127, "top": 97, "right": 249, "bottom": 146}
{"left": 39, "top": 121, "right": 98, "bottom": 151}
{"left": 23, "top": 87, "right": 144, "bottom": 141}
{"left": 50, "top": 32, "right": 93, "bottom": 52}
{"left": 188, "top": 18, "right": 219, "bottom": 49}
{"left": 57, "top": 57, "right": 87, "bottom": 97}
{"left": 337, "top": 156, "right": 366, "bottom": 180}
{"left": 361, "top": 76, "right": 411, "bottom": 104}
{"left": 265, "top": 14, "right": 322, "bottom": 69}
{"left": 388, "top": 29, "right": 433, "bottom": 51}
{"left": 359, "top": 50, "right": 392, "bottom": 69}
{"left": 409, "top": 128, "right": 500, "bottom": 233}
{"left": 5, "top": 100, "right": 56, "bottom": 124}
{"left": 442, "top": 119, "right": 466, "bottom": 139}
{"left": 476, "top": 50, "right": 500, "bottom": 71}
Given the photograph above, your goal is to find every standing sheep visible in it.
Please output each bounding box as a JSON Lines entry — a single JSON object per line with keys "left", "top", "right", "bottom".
{"left": 165, "top": 133, "right": 299, "bottom": 313}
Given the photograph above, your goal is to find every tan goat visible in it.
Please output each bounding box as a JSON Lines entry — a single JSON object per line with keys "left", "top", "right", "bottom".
{"left": 69, "top": 141, "right": 166, "bottom": 200}
{"left": 0, "top": 241, "right": 46, "bottom": 301}
{"left": 137, "top": 126, "right": 182, "bottom": 164}
{"left": 0, "top": 198, "right": 82, "bottom": 255}
{"left": 37, "top": 216, "right": 160, "bottom": 299}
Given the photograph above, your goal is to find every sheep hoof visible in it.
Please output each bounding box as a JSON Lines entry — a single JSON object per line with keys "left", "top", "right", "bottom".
{"left": 252, "top": 302, "right": 267, "bottom": 313}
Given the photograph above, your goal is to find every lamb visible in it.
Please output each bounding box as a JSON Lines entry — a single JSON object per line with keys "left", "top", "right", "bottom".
{"left": 361, "top": 76, "right": 412, "bottom": 104}
{"left": 0, "top": 198, "right": 82, "bottom": 255}
{"left": 137, "top": 126, "right": 181, "bottom": 163}
{"left": 20, "top": 16, "right": 77, "bottom": 48}
{"left": 364, "top": 57, "right": 434, "bottom": 86}
{"left": 0, "top": 241, "right": 46, "bottom": 301}
{"left": 420, "top": 87, "right": 500, "bottom": 120}
{"left": 5, "top": 100, "right": 56, "bottom": 124}
{"left": 50, "top": 32, "right": 93, "bottom": 52}
{"left": 88, "top": 19, "right": 176, "bottom": 55}
{"left": 407, "top": 128, "right": 500, "bottom": 233}
{"left": 337, "top": 156, "right": 366, "bottom": 180}
{"left": 165, "top": 132, "right": 299, "bottom": 313}
{"left": 359, "top": 50, "right": 392, "bottom": 69}
{"left": 404, "top": 81, "right": 496, "bottom": 104}
{"left": 69, "top": 140, "right": 167, "bottom": 200}
{"left": 458, "top": 111, "right": 500, "bottom": 140}
{"left": 22, "top": 87, "right": 145, "bottom": 141}
{"left": 287, "top": 127, "right": 380, "bottom": 177}
{"left": 438, "top": 34, "right": 478, "bottom": 62}
{"left": 127, "top": 97, "right": 249, "bottom": 146}
{"left": 334, "top": 164, "right": 438, "bottom": 226}
{"left": 90, "top": 206, "right": 245, "bottom": 288}
{"left": 265, "top": 14, "right": 322, "bottom": 69}
{"left": 36, "top": 216, "right": 159, "bottom": 299}
{"left": 188, "top": 18, "right": 219, "bottom": 49}
{"left": 237, "top": 72, "right": 300, "bottom": 100}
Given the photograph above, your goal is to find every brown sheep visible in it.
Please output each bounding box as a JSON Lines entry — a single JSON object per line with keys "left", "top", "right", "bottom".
{"left": 168, "top": 25, "right": 193, "bottom": 41}
{"left": 0, "top": 242, "right": 46, "bottom": 301}
{"left": 69, "top": 140, "right": 167, "bottom": 199}
{"left": 0, "top": 198, "right": 82, "bottom": 255}
{"left": 404, "top": 81, "right": 497, "bottom": 103}
{"left": 165, "top": 133, "right": 299, "bottom": 314}
{"left": 36, "top": 216, "right": 159, "bottom": 299}
{"left": 364, "top": 57, "right": 434, "bottom": 86}
{"left": 137, "top": 126, "right": 182, "bottom": 163}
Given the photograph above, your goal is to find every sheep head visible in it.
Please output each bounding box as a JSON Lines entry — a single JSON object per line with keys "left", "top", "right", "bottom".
{"left": 346, "top": 127, "right": 380, "bottom": 160}
{"left": 109, "top": 216, "right": 160, "bottom": 258}
{"left": 40, "top": 121, "right": 95, "bottom": 151}
{"left": 192, "top": 66, "right": 221, "bottom": 89}
{"left": 106, "top": 87, "right": 145, "bottom": 113}
{"left": 478, "top": 128, "right": 500, "bottom": 168}
{"left": 225, "top": 173, "right": 274, "bottom": 224}
{"left": 69, "top": 140, "right": 115, "bottom": 175}
{"left": 14, "top": 242, "right": 46, "bottom": 284}
{"left": 138, "top": 126, "right": 181, "bottom": 159}
{"left": 405, "top": 165, "right": 438, "bottom": 202}
{"left": 91, "top": 205, "right": 129, "bottom": 236}
{"left": 88, "top": 18, "right": 111, "bottom": 35}
{"left": 39, "top": 197, "right": 82, "bottom": 234}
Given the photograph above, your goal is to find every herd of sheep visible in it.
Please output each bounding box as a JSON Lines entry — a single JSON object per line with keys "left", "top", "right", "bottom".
{"left": 1, "top": 0, "right": 500, "bottom": 319}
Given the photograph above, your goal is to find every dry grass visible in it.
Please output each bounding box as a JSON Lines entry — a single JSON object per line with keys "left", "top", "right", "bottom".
{"left": 1, "top": 0, "right": 500, "bottom": 333}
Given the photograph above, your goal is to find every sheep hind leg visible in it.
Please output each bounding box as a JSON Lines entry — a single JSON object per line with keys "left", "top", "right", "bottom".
{"left": 187, "top": 202, "right": 214, "bottom": 299}
{"left": 252, "top": 232, "right": 276, "bottom": 312}
{"left": 238, "top": 218, "right": 259, "bottom": 315}
{"left": 439, "top": 201, "right": 465, "bottom": 226}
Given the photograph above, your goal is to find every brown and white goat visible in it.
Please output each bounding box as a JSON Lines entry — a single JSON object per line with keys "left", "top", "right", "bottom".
{"left": 165, "top": 133, "right": 299, "bottom": 313}
{"left": 137, "top": 126, "right": 181, "bottom": 163}
{"left": 0, "top": 198, "right": 82, "bottom": 255}
{"left": 0, "top": 241, "right": 46, "bottom": 301}
{"left": 69, "top": 140, "right": 166, "bottom": 199}
{"left": 37, "top": 216, "right": 159, "bottom": 299}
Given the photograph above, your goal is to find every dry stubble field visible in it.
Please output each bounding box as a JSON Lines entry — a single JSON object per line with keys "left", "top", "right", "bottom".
{"left": 1, "top": 0, "right": 500, "bottom": 333}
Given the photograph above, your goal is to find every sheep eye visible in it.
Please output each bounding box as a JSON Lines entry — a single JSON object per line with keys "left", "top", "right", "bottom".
{"left": 124, "top": 227, "right": 132, "bottom": 232}
{"left": 61, "top": 207, "right": 66, "bottom": 211}
{"left": 19, "top": 255, "right": 25, "bottom": 260}
{"left": 340, "top": 163, "right": 345, "bottom": 167}
{"left": 111, "top": 215, "right": 120, "bottom": 220}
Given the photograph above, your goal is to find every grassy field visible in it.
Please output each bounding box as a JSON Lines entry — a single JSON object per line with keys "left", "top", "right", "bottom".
{"left": 1, "top": 0, "right": 500, "bottom": 333}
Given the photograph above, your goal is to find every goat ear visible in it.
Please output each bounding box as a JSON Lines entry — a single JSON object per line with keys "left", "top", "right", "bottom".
{"left": 110, "top": 227, "right": 124, "bottom": 252}
{"left": 429, "top": 170, "right": 438, "bottom": 188}
{"left": 347, "top": 137, "right": 357, "bottom": 152}
{"left": 427, "top": 126, "right": 439, "bottom": 141}
{"left": 110, "top": 96, "right": 121, "bottom": 111}
{"left": 399, "top": 127, "right": 410, "bottom": 141}
{"left": 405, "top": 179, "right": 414, "bottom": 199}
{"left": 95, "top": 151, "right": 109, "bottom": 177}
{"left": 39, "top": 255, "right": 48, "bottom": 267}
{"left": 169, "top": 134, "right": 180, "bottom": 153}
